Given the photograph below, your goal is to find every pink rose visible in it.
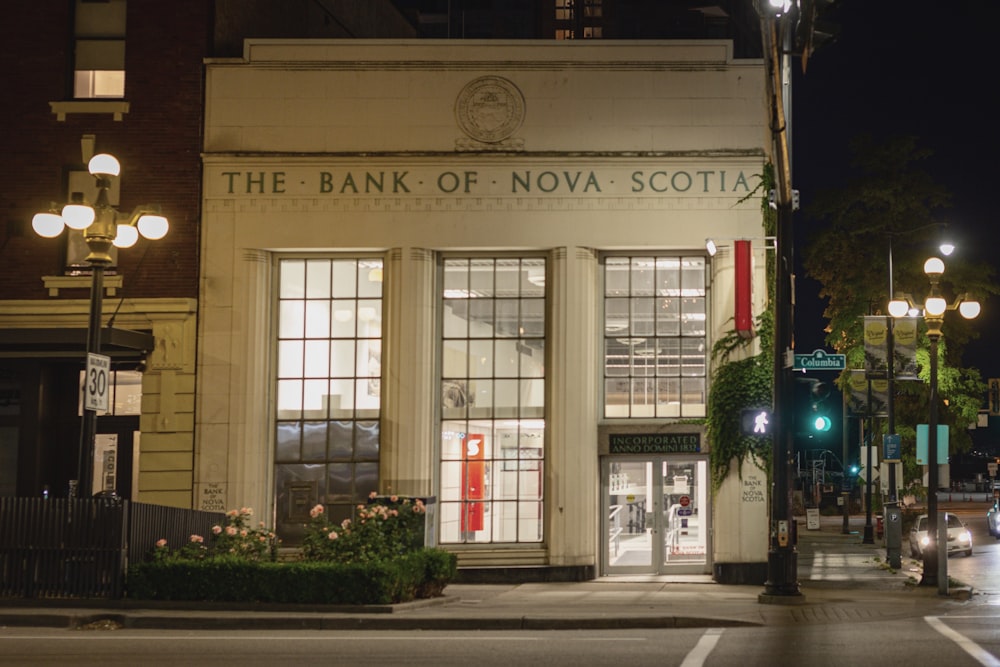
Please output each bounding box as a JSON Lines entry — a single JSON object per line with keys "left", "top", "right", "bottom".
{"left": 212, "top": 525, "right": 222, "bottom": 535}
{"left": 155, "top": 539, "right": 167, "bottom": 548}
{"left": 327, "top": 531, "right": 339, "bottom": 540}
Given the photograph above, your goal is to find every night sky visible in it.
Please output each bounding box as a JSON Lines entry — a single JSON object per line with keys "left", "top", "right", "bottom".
{"left": 791, "top": 0, "right": 999, "bottom": 379}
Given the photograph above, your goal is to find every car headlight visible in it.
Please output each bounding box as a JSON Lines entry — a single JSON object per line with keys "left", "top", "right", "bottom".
{"left": 920, "top": 536, "right": 931, "bottom": 547}
{"left": 959, "top": 531, "right": 971, "bottom": 544}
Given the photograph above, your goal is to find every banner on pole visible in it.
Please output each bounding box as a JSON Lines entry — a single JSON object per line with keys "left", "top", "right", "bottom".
{"left": 847, "top": 370, "right": 887, "bottom": 417}
{"left": 864, "top": 316, "right": 889, "bottom": 377}
{"left": 891, "top": 317, "right": 919, "bottom": 380}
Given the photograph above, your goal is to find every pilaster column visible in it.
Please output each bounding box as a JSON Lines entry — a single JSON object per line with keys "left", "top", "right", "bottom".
{"left": 547, "top": 247, "right": 598, "bottom": 566}
{"left": 382, "top": 247, "right": 436, "bottom": 497}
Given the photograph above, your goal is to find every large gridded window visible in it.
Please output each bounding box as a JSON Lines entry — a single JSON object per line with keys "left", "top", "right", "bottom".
{"left": 439, "top": 257, "right": 546, "bottom": 544}
{"left": 74, "top": 0, "right": 126, "bottom": 99}
{"left": 275, "top": 258, "right": 383, "bottom": 535}
{"left": 603, "top": 256, "right": 707, "bottom": 418}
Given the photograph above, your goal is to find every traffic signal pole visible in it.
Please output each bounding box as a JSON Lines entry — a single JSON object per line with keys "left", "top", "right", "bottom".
{"left": 760, "top": 12, "right": 801, "bottom": 601}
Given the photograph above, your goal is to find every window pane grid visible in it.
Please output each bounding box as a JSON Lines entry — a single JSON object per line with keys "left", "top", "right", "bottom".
{"left": 440, "top": 257, "right": 546, "bottom": 545}
{"left": 275, "top": 258, "right": 383, "bottom": 540}
{"left": 603, "top": 255, "right": 706, "bottom": 418}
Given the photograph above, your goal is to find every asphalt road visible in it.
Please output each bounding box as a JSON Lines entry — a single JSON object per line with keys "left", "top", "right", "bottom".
{"left": 1, "top": 619, "right": 998, "bottom": 667}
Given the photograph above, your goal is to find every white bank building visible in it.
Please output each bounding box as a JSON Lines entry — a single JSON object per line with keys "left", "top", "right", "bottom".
{"left": 197, "top": 40, "right": 772, "bottom": 582}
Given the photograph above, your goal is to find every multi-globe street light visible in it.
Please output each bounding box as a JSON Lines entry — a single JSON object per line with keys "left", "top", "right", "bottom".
{"left": 32, "top": 150, "right": 168, "bottom": 498}
{"left": 888, "top": 256, "right": 979, "bottom": 595}
{"left": 882, "top": 230, "right": 955, "bottom": 568}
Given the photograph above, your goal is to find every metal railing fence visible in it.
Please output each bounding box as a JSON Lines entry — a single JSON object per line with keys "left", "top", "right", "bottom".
{"left": 0, "top": 497, "right": 224, "bottom": 599}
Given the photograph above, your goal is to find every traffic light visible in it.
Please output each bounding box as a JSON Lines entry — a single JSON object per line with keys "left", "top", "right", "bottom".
{"left": 741, "top": 408, "right": 772, "bottom": 436}
{"left": 989, "top": 378, "right": 1000, "bottom": 416}
{"left": 809, "top": 381, "right": 832, "bottom": 432}
{"left": 812, "top": 414, "right": 832, "bottom": 432}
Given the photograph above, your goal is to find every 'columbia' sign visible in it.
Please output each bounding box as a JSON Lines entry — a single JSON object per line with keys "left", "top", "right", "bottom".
{"left": 793, "top": 349, "right": 846, "bottom": 371}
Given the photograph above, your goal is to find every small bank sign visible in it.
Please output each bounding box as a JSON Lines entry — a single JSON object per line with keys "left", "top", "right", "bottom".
{"left": 609, "top": 433, "right": 701, "bottom": 454}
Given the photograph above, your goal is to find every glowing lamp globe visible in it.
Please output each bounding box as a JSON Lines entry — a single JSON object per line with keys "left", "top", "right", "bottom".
{"left": 32, "top": 212, "right": 65, "bottom": 238}
{"left": 137, "top": 214, "right": 169, "bottom": 240}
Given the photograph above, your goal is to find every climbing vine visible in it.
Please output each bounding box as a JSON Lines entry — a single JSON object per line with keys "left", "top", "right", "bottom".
{"left": 707, "top": 164, "right": 777, "bottom": 490}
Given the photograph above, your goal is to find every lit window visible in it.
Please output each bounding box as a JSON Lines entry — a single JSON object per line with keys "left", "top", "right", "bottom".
{"left": 74, "top": 0, "right": 126, "bottom": 99}
{"left": 602, "top": 256, "right": 707, "bottom": 418}
{"left": 555, "top": 0, "right": 574, "bottom": 20}
{"left": 274, "top": 258, "right": 383, "bottom": 537}
{"left": 439, "top": 257, "right": 546, "bottom": 545}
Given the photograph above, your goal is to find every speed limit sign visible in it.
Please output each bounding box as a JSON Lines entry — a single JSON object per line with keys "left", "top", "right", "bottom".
{"left": 85, "top": 353, "right": 111, "bottom": 412}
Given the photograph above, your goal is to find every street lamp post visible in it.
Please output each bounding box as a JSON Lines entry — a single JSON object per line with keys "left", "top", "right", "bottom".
{"left": 884, "top": 231, "right": 953, "bottom": 569}
{"left": 757, "top": 0, "right": 801, "bottom": 600}
{"left": 32, "top": 150, "right": 168, "bottom": 498}
{"left": 889, "top": 256, "right": 980, "bottom": 595}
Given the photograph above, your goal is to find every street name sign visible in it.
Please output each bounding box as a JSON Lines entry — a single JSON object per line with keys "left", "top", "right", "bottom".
{"left": 793, "top": 349, "right": 846, "bottom": 371}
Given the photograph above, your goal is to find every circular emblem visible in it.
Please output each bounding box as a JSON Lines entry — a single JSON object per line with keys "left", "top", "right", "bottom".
{"left": 455, "top": 76, "right": 525, "bottom": 143}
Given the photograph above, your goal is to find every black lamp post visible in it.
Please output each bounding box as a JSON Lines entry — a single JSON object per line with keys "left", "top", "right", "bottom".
{"left": 757, "top": 0, "right": 801, "bottom": 600}
{"left": 32, "top": 150, "right": 168, "bottom": 498}
{"left": 889, "top": 256, "right": 980, "bottom": 594}
{"left": 883, "top": 230, "right": 954, "bottom": 569}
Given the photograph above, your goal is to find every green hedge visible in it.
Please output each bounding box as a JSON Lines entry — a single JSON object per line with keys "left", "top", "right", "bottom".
{"left": 127, "top": 548, "right": 457, "bottom": 605}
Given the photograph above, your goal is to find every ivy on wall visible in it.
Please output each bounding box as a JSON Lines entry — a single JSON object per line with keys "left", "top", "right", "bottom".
{"left": 707, "top": 164, "right": 777, "bottom": 490}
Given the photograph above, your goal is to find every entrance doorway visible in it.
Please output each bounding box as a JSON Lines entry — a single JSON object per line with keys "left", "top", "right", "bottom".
{"left": 602, "top": 456, "right": 709, "bottom": 575}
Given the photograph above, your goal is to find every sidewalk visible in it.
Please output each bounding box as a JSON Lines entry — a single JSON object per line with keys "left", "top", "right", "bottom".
{"left": 0, "top": 513, "right": 970, "bottom": 631}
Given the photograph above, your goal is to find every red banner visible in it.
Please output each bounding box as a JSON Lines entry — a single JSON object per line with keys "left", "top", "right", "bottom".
{"left": 461, "top": 433, "right": 485, "bottom": 531}
{"left": 734, "top": 239, "right": 753, "bottom": 338}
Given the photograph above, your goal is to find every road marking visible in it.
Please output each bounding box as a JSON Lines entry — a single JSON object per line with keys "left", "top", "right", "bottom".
{"left": 0, "top": 633, "right": 640, "bottom": 642}
{"left": 926, "top": 616, "right": 1000, "bottom": 667}
{"left": 680, "top": 628, "right": 724, "bottom": 667}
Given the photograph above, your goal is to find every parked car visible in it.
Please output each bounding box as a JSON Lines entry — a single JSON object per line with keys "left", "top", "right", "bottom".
{"left": 908, "top": 512, "right": 972, "bottom": 558}
{"left": 987, "top": 501, "right": 1000, "bottom": 538}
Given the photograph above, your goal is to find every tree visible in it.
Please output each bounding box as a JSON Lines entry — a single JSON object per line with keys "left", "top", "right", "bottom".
{"left": 802, "top": 135, "right": 997, "bottom": 484}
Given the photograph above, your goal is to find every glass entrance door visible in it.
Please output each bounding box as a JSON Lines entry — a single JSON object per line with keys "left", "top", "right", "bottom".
{"left": 603, "top": 456, "right": 709, "bottom": 575}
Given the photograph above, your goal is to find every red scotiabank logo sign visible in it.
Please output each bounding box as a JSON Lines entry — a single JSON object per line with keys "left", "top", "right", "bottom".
{"left": 461, "top": 434, "right": 485, "bottom": 532}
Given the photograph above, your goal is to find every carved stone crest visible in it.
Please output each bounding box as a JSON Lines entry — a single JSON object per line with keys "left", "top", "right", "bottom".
{"left": 455, "top": 76, "right": 525, "bottom": 144}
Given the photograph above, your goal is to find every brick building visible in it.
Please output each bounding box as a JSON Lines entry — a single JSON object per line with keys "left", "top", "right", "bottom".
{"left": 0, "top": 0, "right": 414, "bottom": 501}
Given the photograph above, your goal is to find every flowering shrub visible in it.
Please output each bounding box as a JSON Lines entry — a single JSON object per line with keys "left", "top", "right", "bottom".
{"left": 301, "top": 493, "right": 427, "bottom": 563}
{"left": 152, "top": 507, "right": 279, "bottom": 562}
{"left": 131, "top": 497, "right": 455, "bottom": 604}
